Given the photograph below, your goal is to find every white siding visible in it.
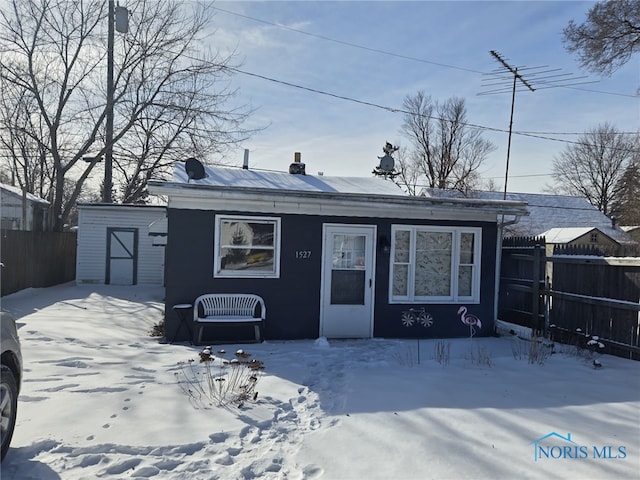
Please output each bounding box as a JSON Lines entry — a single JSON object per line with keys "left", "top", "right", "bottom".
{"left": 0, "top": 185, "right": 49, "bottom": 230}
{"left": 76, "top": 204, "right": 166, "bottom": 285}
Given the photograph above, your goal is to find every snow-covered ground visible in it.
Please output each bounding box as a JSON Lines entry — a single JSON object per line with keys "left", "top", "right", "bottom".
{"left": 1, "top": 284, "right": 638, "bottom": 480}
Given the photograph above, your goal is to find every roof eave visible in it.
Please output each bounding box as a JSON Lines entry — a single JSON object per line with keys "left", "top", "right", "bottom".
{"left": 148, "top": 181, "right": 529, "bottom": 218}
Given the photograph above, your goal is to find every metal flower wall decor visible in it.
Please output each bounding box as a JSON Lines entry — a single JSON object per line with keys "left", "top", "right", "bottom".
{"left": 401, "top": 308, "right": 434, "bottom": 328}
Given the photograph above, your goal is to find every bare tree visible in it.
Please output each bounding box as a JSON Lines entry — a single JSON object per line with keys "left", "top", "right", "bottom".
{"left": 0, "top": 0, "right": 254, "bottom": 230}
{"left": 390, "top": 147, "right": 421, "bottom": 196}
{"left": 549, "top": 123, "right": 638, "bottom": 216}
{"left": 563, "top": 0, "right": 640, "bottom": 76}
{"left": 400, "top": 92, "right": 494, "bottom": 193}
{"left": 481, "top": 177, "right": 501, "bottom": 193}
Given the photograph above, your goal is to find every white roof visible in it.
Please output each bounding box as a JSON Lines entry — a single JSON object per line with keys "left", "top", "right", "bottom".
{"left": 77, "top": 203, "right": 166, "bottom": 211}
{"left": 0, "top": 183, "right": 49, "bottom": 205}
{"left": 148, "top": 163, "right": 530, "bottom": 221}
{"left": 541, "top": 227, "right": 605, "bottom": 244}
{"left": 173, "top": 164, "right": 406, "bottom": 196}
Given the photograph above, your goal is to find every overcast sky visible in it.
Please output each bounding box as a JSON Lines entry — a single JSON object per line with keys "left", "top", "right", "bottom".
{"left": 207, "top": 1, "right": 638, "bottom": 194}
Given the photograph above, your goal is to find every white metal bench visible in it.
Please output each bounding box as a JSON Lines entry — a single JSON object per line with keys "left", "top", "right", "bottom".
{"left": 193, "top": 294, "right": 266, "bottom": 344}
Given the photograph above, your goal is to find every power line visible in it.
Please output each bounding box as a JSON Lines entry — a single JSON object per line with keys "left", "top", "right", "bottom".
{"left": 4, "top": 55, "right": 637, "bottom": 161}
{"left": 514, "top": 129, "right": 637, "bottom": 136}
{"left": 223, "top": 65, "right": 640, "bottom": 155}
{"left": 211, "top": 5, "right": 637, "bottom": 99}
{"left": 211, "top": 6, "right": 484, "bottom": 75}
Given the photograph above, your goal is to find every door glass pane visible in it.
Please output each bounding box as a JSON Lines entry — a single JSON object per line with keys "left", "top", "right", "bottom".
{"left": 331, "top": 234, "right": 365, "bottom": 269}
{"left": 331, "top": 270, "right": 365, "bottom": 304}
{"left": 330, "top": 233, "right": 366, "bottom": 304}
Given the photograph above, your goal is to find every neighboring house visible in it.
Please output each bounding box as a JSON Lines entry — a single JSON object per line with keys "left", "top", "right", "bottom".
{"left": 76, "top": 203, "right": 166, "bottom": 286}
{"left": 424, "top": 189, "right": 634, "bottom": 246}
{"left": 0, "top": 183, "right": 49, "bottom": 231}
{"left": 148, "top": 163, "right": 528, "bottom": 342}
{"left": 621, "top": 226, "right": 640, "bottom": 244}
{"left": 541, "top": 227, "right": 619, "bottom": 255}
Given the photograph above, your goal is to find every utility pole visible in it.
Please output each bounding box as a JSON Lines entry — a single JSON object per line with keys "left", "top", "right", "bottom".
{"left": 103, "top": 1, "right": 128, "bottom": 203}
{"left": 104, "top": 0, "right": 115, "bottom": 203}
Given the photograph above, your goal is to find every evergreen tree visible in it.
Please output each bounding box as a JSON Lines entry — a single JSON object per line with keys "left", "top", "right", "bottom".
{"left": 611, "top": 160, "right": 640, "bottom": 225}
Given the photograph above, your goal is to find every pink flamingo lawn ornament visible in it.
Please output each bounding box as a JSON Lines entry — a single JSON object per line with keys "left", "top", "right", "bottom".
{"left": 457, "top": 306, "right": 481, "bottom": 337}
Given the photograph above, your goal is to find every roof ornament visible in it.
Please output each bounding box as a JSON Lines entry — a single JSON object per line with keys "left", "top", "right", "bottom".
{"left": 372, "top": 142, "right": 400, "bottom": 179}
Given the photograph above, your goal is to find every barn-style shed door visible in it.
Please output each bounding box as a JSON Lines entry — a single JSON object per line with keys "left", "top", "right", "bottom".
{"left": 320, "top": 224, "right": 376, "bottom": 338}
{"left": 106, "top": 228, "right": 138, "bottom": 285}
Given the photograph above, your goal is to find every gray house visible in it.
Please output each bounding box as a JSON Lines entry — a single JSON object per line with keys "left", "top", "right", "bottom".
{"left": 621, "top": 226, "right": 640, "bottom": 244}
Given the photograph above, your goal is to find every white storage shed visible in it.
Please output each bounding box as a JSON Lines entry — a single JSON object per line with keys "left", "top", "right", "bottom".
{"left": 76, "top": 203, "right": 166, "bottom": 285}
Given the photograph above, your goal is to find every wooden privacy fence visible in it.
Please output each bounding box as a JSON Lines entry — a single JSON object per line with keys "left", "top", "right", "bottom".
{"left": 499, "top": 238, "right": 640, "bottom": 360}
{"left": 0, "top": 229, "right": 77, "bottom": 296}
{"left": 499, "top": 237, "right": 547, "bottom": 332}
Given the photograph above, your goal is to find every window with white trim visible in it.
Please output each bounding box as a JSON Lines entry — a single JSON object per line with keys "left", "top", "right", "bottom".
{"left": 214, "top": 215, "right": 281, "bottom": 278}
{"left": 390, "top": 225, "right": 481, "bottom": 303}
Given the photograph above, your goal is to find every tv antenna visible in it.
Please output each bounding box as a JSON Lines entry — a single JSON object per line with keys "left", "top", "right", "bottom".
{"left": 480, "top": 50, "right": 597, "bottom": 199}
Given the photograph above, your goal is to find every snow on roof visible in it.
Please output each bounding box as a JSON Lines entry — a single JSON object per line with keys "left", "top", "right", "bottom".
{"left": 148, "top": 163, "right": 530, "bottom": 219}
{"left": 0, "top": 182, "right": 49, "bottom": 205}
{"left": 540, "top": 227, "right": 601, "bottom": 244}
{"left": 424, "top": 188, "right": 632, "bottom": 244}
{"left": 77, "top": 203, "right": 166, "bottom": 210}
{"left": 172, "top": 164, "right": 407, "bottom": 196}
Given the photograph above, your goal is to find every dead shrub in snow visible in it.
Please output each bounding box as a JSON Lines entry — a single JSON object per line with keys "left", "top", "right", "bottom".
{"left": 394, "top": 346, "right": 417, "bottom": 367}
{"left": 175, "top": 347, "right": 264, "bottom": 408}
{"left": 434, "top": 340, "right": 450, "bottom": 366}
{"left": 527, "top": 333, "right": 553, "bottom": 365}
{"left": 149, "top": 320, "right": 164, "bottom": 337}
{"left": 511, "top": 336, "right": 526, "bottom": 360}
{"left": 510, "top": 333, "right": 553, "bottom": 365}
{"left": 467, "top": 344, "right": 493, "bottom": 367}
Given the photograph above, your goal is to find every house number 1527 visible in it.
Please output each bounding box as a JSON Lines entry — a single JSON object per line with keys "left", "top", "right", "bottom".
{"left": 295, "top": 250, "right": 312, "bottom": 259}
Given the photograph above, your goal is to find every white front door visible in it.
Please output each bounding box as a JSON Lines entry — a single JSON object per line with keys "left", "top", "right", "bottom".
{"left": 320, "top": 225, "right": 376, "bottom": 338}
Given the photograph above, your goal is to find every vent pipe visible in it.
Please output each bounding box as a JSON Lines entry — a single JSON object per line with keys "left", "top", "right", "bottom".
{"left": 243, "top": 149, "right": 249, "bottom": 170}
